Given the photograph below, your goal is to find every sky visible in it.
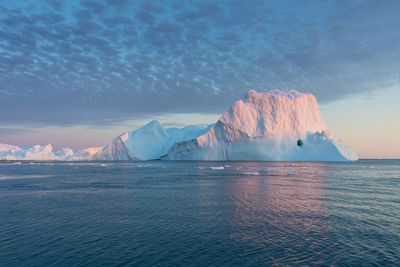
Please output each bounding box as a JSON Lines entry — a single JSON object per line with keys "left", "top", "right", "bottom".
{"left": 0, "top": 0, "right": 399, "bottom": 158}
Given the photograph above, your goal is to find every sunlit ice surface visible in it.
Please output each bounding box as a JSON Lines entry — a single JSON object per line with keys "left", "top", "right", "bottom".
{"left": 0, "top": 160, "right": 399, "bottom": 265}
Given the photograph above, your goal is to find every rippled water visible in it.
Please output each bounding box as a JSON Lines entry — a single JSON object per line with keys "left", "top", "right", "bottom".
{"left": 0, "top": 160, "right": 399, "bottom": 266}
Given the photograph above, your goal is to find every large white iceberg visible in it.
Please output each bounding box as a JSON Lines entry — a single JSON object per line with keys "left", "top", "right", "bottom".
{"left": 91, "top": 89, "right": 357, "bottom": 161}
{"left": 165, "top": 89, "right": 357, "bottom": 161}
{"left": 0, "top": 89, "right": 358, "bottom": 161}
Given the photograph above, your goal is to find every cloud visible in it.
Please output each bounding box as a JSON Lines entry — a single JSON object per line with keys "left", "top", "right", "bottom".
{"left": 141, "top": 2, "right": 164, "bottom": 14}
{"left": 0, "top": 127, "right": 35, "bottom": 137}
{"left": 0, "top": 0, "right": 399, "bottom": 127}
{"left": 80, "top": 0, "right": 105, "bottom": 13}
{"left": 136, "top": 11, "right": 155, "bottom": 24}
{"left": 106, "top": 0, "right": 131, "bottom": 7}
{"left": 45, "top": 0, "right": 63, "bottom": 10}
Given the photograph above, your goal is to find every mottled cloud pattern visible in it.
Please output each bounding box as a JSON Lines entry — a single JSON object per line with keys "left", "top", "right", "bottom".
{"left": 0, "top": 0, "right": 399, "bottom": 126}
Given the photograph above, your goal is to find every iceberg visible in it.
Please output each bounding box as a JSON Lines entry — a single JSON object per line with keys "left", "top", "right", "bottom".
{"left": 165, "top": 89, "right": 357, "bottom": 161}
{"left": 92, "top": 120, "right": 212, "bottom": 160}
{"left": 70, "top": 146, "right": 104, "bottom": 161}
{"left": 0, "top": 143, "right": 72, "bottom": 161}
{"left": 0, "top": 89, "right": 358, "bottom": 161}
{"left": 0, "top": 143, "right": 102, "bottom": 161}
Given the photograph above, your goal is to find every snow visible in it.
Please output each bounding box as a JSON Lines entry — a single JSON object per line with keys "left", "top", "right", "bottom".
{"left": 0, "top": 89, "right": 358, "bottom": 162}
{"left": 260, "top": 89, "right": 306, "bottom": 99}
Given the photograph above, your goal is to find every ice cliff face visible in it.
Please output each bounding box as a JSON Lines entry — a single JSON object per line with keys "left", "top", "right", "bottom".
{"left": 165, "top": 89, "right": 357, "bottom": 161}
{"left": 91, "top": 120, "right": 212, "bottom": 160}
{"left": 220, "top": 89, "right": 327, "bottom": 139}
{"left": 0, "top": 89, "right": 358, "bottom": 161}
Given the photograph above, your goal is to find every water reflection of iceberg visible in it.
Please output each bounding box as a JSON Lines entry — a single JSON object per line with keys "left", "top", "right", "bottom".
{"left": 226, "top": 162, "right": 331, "bottom": 265}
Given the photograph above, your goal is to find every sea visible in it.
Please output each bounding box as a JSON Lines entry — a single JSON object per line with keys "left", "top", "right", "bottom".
{"left": 0, "top": 160, "right": 399, "bottom": 266}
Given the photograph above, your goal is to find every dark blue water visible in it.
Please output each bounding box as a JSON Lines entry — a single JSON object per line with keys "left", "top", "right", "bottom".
{"left": 0, "top": 160, "right": 399, "bottom": 266}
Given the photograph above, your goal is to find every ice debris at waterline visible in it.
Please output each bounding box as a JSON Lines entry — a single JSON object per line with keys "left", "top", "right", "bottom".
{"left": 0, "top": 89, "right": 358, "bottom": 161}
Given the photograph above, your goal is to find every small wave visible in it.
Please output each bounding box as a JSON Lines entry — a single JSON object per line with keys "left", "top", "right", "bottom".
{"left": 137, "top": 164, "right": 151, "bottom": 168}
{"left": 0, "top": 175, "right": 52, "bottom": 180}
{"left": 37, "top": 163, "right": 55, "bottom": 166}
{"left": 13, "top": 162, "right": 22, "bottom": 165}
{"left": 241, "top": 172, "right": 260, "bottom": 176}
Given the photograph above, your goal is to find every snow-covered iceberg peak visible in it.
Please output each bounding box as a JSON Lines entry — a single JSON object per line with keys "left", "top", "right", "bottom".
{"left": 220, "top": 89, "right": 327, "bottom": 139}
{"left": 256, "top": 88, "right": 305, "bottom": 99}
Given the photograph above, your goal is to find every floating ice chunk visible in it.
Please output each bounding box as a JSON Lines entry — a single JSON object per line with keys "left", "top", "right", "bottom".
{"left": 136, "top": 164, "right": 151, "bottom": 168}
{"left": 210, "top": 166, "right": 224, "bottom": 170}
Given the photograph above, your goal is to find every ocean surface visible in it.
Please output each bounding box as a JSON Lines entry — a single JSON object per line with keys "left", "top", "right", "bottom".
{"left": 0, "top": 160, "right": 399, "bottom": 266}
